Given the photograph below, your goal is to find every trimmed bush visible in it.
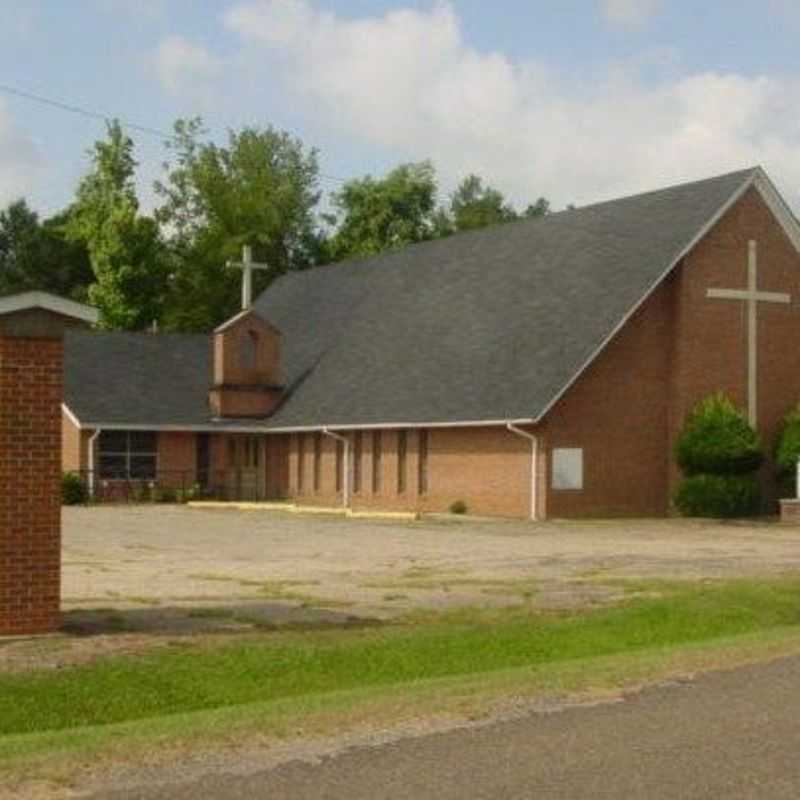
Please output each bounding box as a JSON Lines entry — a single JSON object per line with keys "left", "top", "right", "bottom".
{"left": 776, "top": 404, "right": 800, "bottom": 474}
{"left": 62, "top": 472, "right": 88, "bottom": 506}
{"left": 449, "top": 500, "right": 468, "bottom": 515}
{"left": 675, "top": 393, "right": 763, "bottom": 476}
{"left": 674, "top": 474, "right": 761, "bottom": 519}
{"left": 774, "top": 405, "right": 800, "bottom": 497}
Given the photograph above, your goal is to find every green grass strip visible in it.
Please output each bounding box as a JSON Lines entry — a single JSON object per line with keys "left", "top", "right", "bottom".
{"left": 2, "top": 579, "right": 800, "bottom": 737}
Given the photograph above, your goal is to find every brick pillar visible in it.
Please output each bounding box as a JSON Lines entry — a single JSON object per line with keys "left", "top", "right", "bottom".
{"left": 0, "top": 337, "right": 63, "bottom": 635}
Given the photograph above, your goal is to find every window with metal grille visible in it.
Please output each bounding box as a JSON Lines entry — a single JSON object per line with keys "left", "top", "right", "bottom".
{"left": 372, "top": 431, "right": 382, "bottom": 494}
{"left": 98, "top": 431, "right": 157, "bottom": 480}
{"left": 353, "top": 431, "right": 363, "bottom": 494}
{"left": 313, "top": 432, "right": 322, "bottom": 493}
{"left": 418, "top": 429, "right": 429, "bottom": 495}
{"left": 297, "top": 433, "right": 305, "bottom": 493}
{"left": 397, "top": 430, "right": 407, "bottom": 494}
{"left": 335, "top": 439, "right": 344, "bottom": 493}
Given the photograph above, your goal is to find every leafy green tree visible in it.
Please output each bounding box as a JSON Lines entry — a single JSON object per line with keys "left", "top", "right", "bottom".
{"left": 67, "top": 121, "right": 166, "bottom": 329}
{"left": 155, "top": 118, "right": 324, "bottom": 331}
{"left": 524, "top": 197, "right": 551, "bottom": 218}
{"left": 327, "top": 162, "right": 439, "bottom": 260}
{"left": 0, "top": 200, "right": 92, "bottom": 299}
{"left": 449, "top": 174, "right": 518, "bottom": 232}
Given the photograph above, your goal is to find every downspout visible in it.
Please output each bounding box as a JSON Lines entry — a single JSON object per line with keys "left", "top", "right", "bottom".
{"left": 87, "top": 428, "right": 102, "bottom": 499}
{"left": 322, "top": 428, "right": 350, "bottom": 509}
{"left": 507, "top": 423, "right": 539, "bottom": 522}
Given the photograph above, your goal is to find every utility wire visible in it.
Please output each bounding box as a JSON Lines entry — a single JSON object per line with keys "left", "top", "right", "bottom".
{"left": 0, "top": 82, "right": 349, "bottom": 185}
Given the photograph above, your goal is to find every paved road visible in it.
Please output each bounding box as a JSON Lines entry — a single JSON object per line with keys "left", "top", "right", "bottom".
{"left": 90, "top": 656, "right": 800, "bottom": 799}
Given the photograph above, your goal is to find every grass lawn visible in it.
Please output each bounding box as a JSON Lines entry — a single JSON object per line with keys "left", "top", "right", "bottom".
{"left": 5, "top": 578, "right": 800, "bottom": 783}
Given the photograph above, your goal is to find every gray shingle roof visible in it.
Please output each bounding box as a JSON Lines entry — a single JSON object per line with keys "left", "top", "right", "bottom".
{"left": 256, "top": 167, "right": 758, "bottom": 428}
{"left": 65, "top": 167, "right": 759, "bottom": 430}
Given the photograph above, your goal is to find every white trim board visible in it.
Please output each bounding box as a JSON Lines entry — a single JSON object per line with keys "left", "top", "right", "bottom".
{"left": 61, "top": 405, "right": 537, "bottom": 435}
{"left": 0, "top": 291, "right": 99, "bottom": 324}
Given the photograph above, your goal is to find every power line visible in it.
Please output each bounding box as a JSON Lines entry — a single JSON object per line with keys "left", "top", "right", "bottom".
{"left": 0, "top": 82, "right": 349, "bottom": 185}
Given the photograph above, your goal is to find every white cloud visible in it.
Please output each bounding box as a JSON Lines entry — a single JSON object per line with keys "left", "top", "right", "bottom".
{"left": 153, "top": 35, "right": 221, "bottom": 107}
{"left": 601, "top": 0, "right": 662, "bottom": 29}
{"left": 0, "top": 100, "right": 42, "bottom": 206}
{"left": 219, "top": 0, "right": 800, "bottom": 210}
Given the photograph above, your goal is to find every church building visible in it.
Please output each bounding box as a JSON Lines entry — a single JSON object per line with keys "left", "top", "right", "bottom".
{"left": 61, "top": 167, "right": 800, "bottom": 519}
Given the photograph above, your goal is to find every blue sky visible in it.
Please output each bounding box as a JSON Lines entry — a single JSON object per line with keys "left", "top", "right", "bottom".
{"left": 2, "top": 0, "right": 800, "bottom": 216}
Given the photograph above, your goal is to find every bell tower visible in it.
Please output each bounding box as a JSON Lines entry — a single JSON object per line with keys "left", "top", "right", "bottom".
{"left": 209, "top": 309, "right": 284, "bottom": 418}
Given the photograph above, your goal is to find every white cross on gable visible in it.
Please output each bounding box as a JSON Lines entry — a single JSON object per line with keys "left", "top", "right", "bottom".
{"left": 706, "top": 240, "right": 791, "bottom": 428}
{"left": 226, "top": 245, "right": 270, "bottom": 310}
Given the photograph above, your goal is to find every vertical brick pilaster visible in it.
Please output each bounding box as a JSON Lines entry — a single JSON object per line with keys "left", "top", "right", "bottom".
{"left": 0, "top": 336, "right": 63, "bottom": 635}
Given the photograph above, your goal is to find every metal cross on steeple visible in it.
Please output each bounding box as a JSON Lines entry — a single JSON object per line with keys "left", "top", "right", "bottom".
{"left": 706, "top": 240, "right": 791, "bottom": 427}
{"left": 227, "top": 245, "right": 270, "bottom": 309}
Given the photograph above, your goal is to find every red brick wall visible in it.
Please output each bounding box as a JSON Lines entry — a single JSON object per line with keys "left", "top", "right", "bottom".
{"left": 668, "top": 186, "right": 800, "bottom": 506}
{"left": 157, "top": 432, "right": 196, "bottom": 488}
{"left": 61, "top": 411, "right": 89, "bottom": 473}
{"left": 539, "top": 272, "right": 674, "bottom": 518}
{"left": 541, "top": 186, "right": 800, "bottom": 517}
{"left": 0, "top": 337, "right": 63, "bottom": 635}
{"left": 286, "top": 426, "right": 530, "bottom": 518}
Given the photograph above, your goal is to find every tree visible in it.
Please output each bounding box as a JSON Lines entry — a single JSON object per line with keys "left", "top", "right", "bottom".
{"left": 0, "top": 200, "right": 92, "bottom": 299}
{"left": 155, "top": 119, "right": 324, "bottom": 331}
{"left": 524, "top": 197, "right": 551, "bottom": 218}
{"left": 449, "top": 174, "right": 518, "bottom": 232}
{"left": 327, "top": 162, "right": 439, "bottom": 261}
{"left": 67, "top": 121, "right": 166, "bottom": 329}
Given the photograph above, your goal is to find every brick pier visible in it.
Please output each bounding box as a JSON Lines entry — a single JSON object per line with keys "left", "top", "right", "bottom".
{"left": 0, "top": 337, "right": 63, "bottom": 634}
{"left": 0, "top": 294, "right": 97, "bottom": 636}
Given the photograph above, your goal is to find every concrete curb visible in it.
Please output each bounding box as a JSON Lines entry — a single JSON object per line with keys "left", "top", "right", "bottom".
{"left": 186, "top": 501, "right": 419, "bottom": 522}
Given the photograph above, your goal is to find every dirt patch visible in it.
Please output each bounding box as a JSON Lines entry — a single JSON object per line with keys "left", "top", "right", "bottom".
{"left": 3, "top": 507, "right": 800, "bottom": 671}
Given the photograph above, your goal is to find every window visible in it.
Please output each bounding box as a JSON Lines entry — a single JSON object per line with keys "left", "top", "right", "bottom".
{"left": 353, "top": 431, "right": 363, "bottom": 494}
{"left": 418, "top": 429, "right": 429, "bottom": 495}
{"left": 313, "top": 432, "right": 322, "bottom": 493}
{"left": 397, "top": 430, "right": 407, "bottom": 494}
{"left": 335, "top": 439, "right": 344, "bottom": 493}
{"left": 241, "top": 329, "right": 259, "bottom": 370}
{"left": 552, "top": 448, "right": 584, "bottom": 490}
{"left": 228, "top": 436, "right": 262, "bottom": 468}
{"left": 98, "top": 431, "right": 157, "bottom": 480}
{"left": 372, "top": 431, "right": 382, "bottom": 493}
{"left": 297, "top": 433, "right": 305, "bottom": 493}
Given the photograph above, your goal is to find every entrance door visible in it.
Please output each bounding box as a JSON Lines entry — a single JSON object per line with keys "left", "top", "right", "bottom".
{"left": 227, "top": 436, "right": 266, "bottom": 500}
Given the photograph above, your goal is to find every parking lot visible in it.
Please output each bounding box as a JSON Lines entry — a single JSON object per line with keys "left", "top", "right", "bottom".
{"left": 61, "top": 505, "right": 800, "bottom": 618}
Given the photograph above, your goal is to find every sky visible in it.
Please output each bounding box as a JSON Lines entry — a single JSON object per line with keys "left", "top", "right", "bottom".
{"left": 2, "top": 0, "right": 800, "bottom": 217}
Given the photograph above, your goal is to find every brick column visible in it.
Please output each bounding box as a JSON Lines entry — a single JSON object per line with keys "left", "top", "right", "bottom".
{"left": 0, "top": 337, "right": 63, "bottom": 635}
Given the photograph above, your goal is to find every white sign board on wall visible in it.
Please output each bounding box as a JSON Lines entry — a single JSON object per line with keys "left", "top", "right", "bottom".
{"left": 552, "top": 448, "right": 584, "bottom": 490}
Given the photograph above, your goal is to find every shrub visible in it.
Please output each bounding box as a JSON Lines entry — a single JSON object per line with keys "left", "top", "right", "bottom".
{"left": 449, "top": 500, "right": 468, "bottom": 515}
{"left": 62, "top": 472, "right": 88, "bottom": 505}
{"left": 775, "top": 405, "right": 800, "bottom": 489}
{"left": 674, "top": 474, "right": 761, "bottom": 519}
{"left": 152, "top": 486, "right": 178, "bottom": 504}
{"left": 675, "top": 393, "right": 763, "bottom": 476}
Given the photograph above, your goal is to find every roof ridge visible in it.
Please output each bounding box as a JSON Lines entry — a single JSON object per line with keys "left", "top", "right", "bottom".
{"left": 256, "top": 166, "right": 761, "bottom": 301}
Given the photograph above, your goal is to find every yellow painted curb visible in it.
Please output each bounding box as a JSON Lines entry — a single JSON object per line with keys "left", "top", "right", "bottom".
{"left": 187, "top": 501, "right": 296, "bottom": 512}
{"left": 186, "top": 501, "right": 419, "bottom": 521}
{"left": 347, "top": 509, "right": 420, "bottom": 521}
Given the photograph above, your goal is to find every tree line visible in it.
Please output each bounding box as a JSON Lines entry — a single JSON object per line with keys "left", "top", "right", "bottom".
{"left": 0, "top": 119, "right": 553, "bottom": 331}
